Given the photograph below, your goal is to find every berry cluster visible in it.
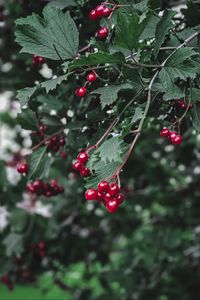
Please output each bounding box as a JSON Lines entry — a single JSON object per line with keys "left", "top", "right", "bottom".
{"left": 171, "top": 99, "right": 193, "bottom": 110}
{"left": 85, "top": 181, "right": 125, "bottom": 213}
{"left": 31, "top": 241, "right": 46, "bottom": 257}
{"left": 89, "top": 4, "right": 111, "bottom": 39}
{"left": 17, "top": 162, "right": 29, "bottom": 174}
{"left": 45, "top": 134, "right": 66, "bottom": 153}
{"left": 27, "top": 179, "right": 64, "bottom": 197}
{"left": 32, "top": 55, "right": 45, "bottom": 67}
{"left": 1, "top": 275, "right": 13, "bottom": 291}
{"left": 75, "top": 71, "right": 97, "bottom": 98}
{"left": 160, "top": 128, "right": 182, "bottom": 145}
{"left": 73, "top": 151, "right": 90, "bottom": 177}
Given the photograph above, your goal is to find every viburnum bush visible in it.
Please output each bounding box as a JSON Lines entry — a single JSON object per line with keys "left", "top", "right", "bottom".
{"left": 14, "top": 0, "right": 200, "bottom": 213}
{"left": 1, "top": 0, "right": 200, "bottom": 298}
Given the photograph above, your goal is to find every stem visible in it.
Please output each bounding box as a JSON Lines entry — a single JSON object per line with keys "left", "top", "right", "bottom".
{"left": 31, "top": 128, "right": 64, "bottom": 152}
{"left": 115, "top": 71, "right": 159, "bottom": 176}
{"left": 87, "top": 89, "right": 144, "bottom": 151}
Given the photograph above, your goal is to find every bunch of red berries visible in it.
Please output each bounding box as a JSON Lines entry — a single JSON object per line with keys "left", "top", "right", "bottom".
{"left": 17, "top": 162, "right": 29, "bottom": 174}
{"left": 160, "top": 128, "right": 182, "bottom": 145}
{"left": 32, "top": 55, "right": 45, "bottom": 67}
{"left": 73, "top": 151, "right": 90, "bottom": 177}
{"left": 31, "top": 241, "right": 46, "bottom": 257}
{"left": 89, "top": 4, "right": 111, "bottom": 39}
{"left": 171, "top": 99, "right": 193, "bottom": 110}
{"left": 1, "top": 275, "right": 13, "bottom": 291}
{"left": 45, "top": 134, "right": 66, "bottom": 153}
{"left": 85, "top": 181, "right": 125, "bottom": 213}
{"left": 75, "top": 71, "right": 97, "bottom": 97}
{"left": 27, "top": 179, "right": 64, "bottom": 197}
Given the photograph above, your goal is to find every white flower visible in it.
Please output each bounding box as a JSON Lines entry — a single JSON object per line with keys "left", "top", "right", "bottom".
{"left": 0, "top": 206, "right": 10, "bottom": 231}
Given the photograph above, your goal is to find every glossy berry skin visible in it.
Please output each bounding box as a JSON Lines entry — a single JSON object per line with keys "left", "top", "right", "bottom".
{"left": 171, "top": 134, "right": 182, "bottom": 145}
{"left": 160, "top": 128, "right": 170, "bottom": 138}
{"left": 38, "top": 241, "right": 46, "bottom": 250}
{"left": 89, "top": 9, "right": 98, "bottom": 21}
{"left": 80, "top": 166, "right": 90, "bottom": 177}
{"left": 97, "top": 27, "right": 109, "bottom": 39}
{"left": 104, "top": 192, "right": 112, "bottom": 203}
{"left": 85, "top": 188, "right": 98, "bottom": 201}
{"left": 86, "top": 72, "right": 97, "bottom": 82}
{"left": 169, "top": 131, "right": 176, "bottom": 141}
{"left": 116, "top": 193, "right": 125, "bottom": 205}
{"left": 17, "top": 163, "right": 29, "bottom": 174}
{"left": 33, "top": 55, "right": 45, "bottom": 66}
{"left": 106, "top": 199, "right": 119, "bottom": 213}
{"left": 109, "top": 183, "right": 120, "bottom": 197}
{"left": 102, "top": 7, "right": 111, "bottom": 16}
{"left": 97, "top": 192, "right": 104, "bottom": 201}
{"left": 95, "top": 5, "right": 105, "bottom": 17}
{"left": 98, "top": 181, "right": 109, "bottom": 194}
{"left": 59, "top": 137, "right": 66, "bottom": 146}
{"left": 77, "top": 152, "right": 89, "bottom": 164}
{"left": 75, "top": 87, "right": 87, "bottom": 97}
{"left": 73, "top": 160, "right": 83, "bottom": 171}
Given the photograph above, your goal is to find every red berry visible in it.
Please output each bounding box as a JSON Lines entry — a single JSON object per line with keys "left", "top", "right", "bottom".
{"left": 1, "top": 275, "right": 10, "bottom": 284}
{"left": 45, "top": 190, "right": 53, "bottom": 197}
{"left": 189, "top": 103, "right": 193, "bottom": 109}
{"left": 75, "top": 87, "right": 87, "bottom": 97}
{"left": 85, "top": 188, "right": 98, "bottom": 201}
{"left": 38, "top": 241, "right": 46, "bottom": 250}
{"left": 104, "top": 192, "right": 112, "bottom": 203}
{"left": 95, "top": 5, "right": 105, "bottom": 17}
{"left": 109, "top": 183, "right": 120, "bottom": 197}
{"left": 73, "top": 160, "right": 83, "bottom": 171}
{"left": 169, "top": 131, "right": 177, "bottom": 141}
{"left": 86, "top": 72, "right": 97, "bottom": 82}
{"left": 98, "top": 181, "right": 109, "bottom": 194}
{"left": 77, "top": 152, "right": 89, "bottom": 164}
{"left": 116, "top": 193, "right": 125, "bottom": 205}
{"left": 89, "top": 9, "right": 98, "bottom": 21}
{"left": 80, "top": 166, "right": 90, "bottom": 177}
{"left": 50, "top": 179, "right": 58, "bottom": 188}
{"left": 39, "top": 124, "right": 46, "bottom": 135}
{"left": 102, "top": 6, "right": 111, "bottom": 16}
{"left": 171, "top": 134, "right": 182, "bottom": 145}
{"left": 59, "top": 137, "right": 66, "bottom": 146}
{"left": 160, "top": 128, "right": 170, "bottom": 138}
{"left": 59, "top": 151, "right": 67, "bottom": 159}
{"left": 27, "top": 183, "right": 35, "bottom": 193}
{"left": 97, "top": 192, "right": 104, "bottom": 201}
{"left": 17, "top": 163, "right": 29, "bottom": 174}
{"left": 33, "top": 55, "right": 45, "bottom": 66}
{"left": 106, "top": 199, "right": 119, "bottom": 213}
{"left": 58, "top": 186, "right": 65, "bottom": 194}
{"left": 97, "top": 27, "right": 109, "bottom": 39}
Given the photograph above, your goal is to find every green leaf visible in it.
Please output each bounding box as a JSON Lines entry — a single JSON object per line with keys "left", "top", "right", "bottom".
{"left": 37, "top": 95, "right": 64, "bottom": 110}
{"left": 85, "top": 143, "right": 128, "bottom": 189}
{"left": 158, "top": 68, "right": 185, "bottom": 100}
{"left": 132, "top": 0, "right": 149, "bottom": 12}
{"left": 17, "top": 86, "right": 38, "bottom": 107}
{"left": 140, "top": 14, "right": 159, "bottom": 40}
{"left": 96, "top": 136, "right": 124, "bottom": 164}
{"left": 41, "top": 74, "right": 69, "bottom": 93}
{"left": 114, "top": 13, "right": 145, "bottom": 50}
{"left": 15, "top": 6, "right": 79, "bottom": 60}
{"left": 154, "top": 10, "right": 176, "bottom": 56}
{"left": 192, "top": 102, "right": 200, "bottom": 132}
{"left": 191, "top": 88, "right": 200, "bottom": 102}
{"left": 3, "top": 233, "right": 23, "bottom": 257}
{"left": 131, "top": 107, "right": 144, "bottom": 123}
{"left": 47, "top": 0, "right": 76, "bottom": 9}
{"left": 17, "top": 109, "right": 39, "bottom": 130}
{"left": 91, "top": 83, "right": 133, "bottom": 108}
{"left": 27, "top": 147, "right": 50, "bottom": 180}
{"left": 166, "top": 47, "right": 197, "bottom": 66}
{"left": 69, "top": 52, "right": 125, "bottom": 70}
